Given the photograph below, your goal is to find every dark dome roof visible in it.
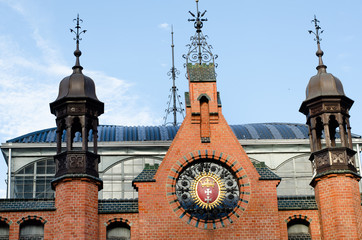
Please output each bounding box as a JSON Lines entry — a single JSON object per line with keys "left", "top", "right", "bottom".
{"left": 6, "top": 123, "right": 360, "bottom": 143}
{"left": 55, "top": 68, "right": 99, "bottom": 101}
{"left": 305, "top": 71, "right": 345, "bottom": 101}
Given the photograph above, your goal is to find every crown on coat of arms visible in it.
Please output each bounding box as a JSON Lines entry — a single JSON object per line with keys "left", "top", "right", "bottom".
{"left": 200, "top": 178, "right": 215, "bottom": 188}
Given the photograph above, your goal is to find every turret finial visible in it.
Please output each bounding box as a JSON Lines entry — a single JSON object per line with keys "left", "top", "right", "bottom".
{"left": 183, "top": 0, "right": 217, "bottom": 67}
{"left": 70, "top": 14, "right": 87, "bottom": 71}
{"left": 308, "top": 15, "right": 327, "bottom": 73}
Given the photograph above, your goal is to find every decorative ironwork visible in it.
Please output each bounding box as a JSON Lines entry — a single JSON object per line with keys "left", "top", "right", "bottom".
{"left": 163, "top": 26, "right": 185, "bottom": 126}
{"left": 308, "top": 15, "right": 323, "bottom": 44}
{"left": 70, "top": 14, "right": 87, "bottom": 45}
{"left": 183, "top": 0, "right": 218, "bottom": 67}
{"left": 70, "top": 14, "right": 86, "bottom": 68}
{"left": 308, "top": 15, "right": 326, "bottom": 70}
{"left": 176, "top": 160, "right": 239, "bottom": 221}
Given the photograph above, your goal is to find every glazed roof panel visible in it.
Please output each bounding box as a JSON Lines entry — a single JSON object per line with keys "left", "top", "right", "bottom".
{"left": 6, "top": 123, "right": 360, "bottom": 143}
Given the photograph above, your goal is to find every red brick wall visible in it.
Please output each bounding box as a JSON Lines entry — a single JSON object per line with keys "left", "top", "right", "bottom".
{"left": 53, "top": 177, "right": 100, "bottom": 240}
{"left": 314, "top": 174, "right": 362, "bottom": 239}
{"left": 0, "top": 212, "right": 55, "bottom": 240}
{"left": 98, "top": 213, "right": 139, "bottom": 239}
{"left": 278, "top": 210, "right": 321, "bottom": 239}
{"left": 134, "top": 109, "right": 282, "bottom": 239}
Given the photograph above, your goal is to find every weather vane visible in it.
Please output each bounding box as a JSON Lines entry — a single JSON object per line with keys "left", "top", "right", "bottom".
{"left": 70, "top": 14, "right": 86, "bottom": 69}
{"left": 183, "top": 0, "right": 217, "bottom": 67}
{"left": 308, "top": 15, "right": 327, "bottom": 71}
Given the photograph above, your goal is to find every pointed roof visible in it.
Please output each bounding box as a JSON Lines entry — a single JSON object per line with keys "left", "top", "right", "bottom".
{"left": 304, "top": 16, "right": 346, "bottom": 101}
{"left": 52, "top": 15, "right": 101, "bottom": 108}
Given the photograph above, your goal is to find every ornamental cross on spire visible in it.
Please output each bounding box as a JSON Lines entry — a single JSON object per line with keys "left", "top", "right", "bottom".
{"left": 70, "top": 14, "right": 86, "bottom": 70}
{"left": 308, "top": 15, "right": 326, "bottom": 72}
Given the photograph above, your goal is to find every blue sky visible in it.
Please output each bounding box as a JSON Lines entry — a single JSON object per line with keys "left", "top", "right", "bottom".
{"left": 1, "top": 0, "right": 362, "bottom": 198}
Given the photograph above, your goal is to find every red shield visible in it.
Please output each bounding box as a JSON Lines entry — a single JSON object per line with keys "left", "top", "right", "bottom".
{"left": 196, "top": 176, "right": 220, "bottom": 205}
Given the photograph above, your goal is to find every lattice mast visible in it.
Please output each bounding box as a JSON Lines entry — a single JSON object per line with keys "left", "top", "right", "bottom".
{"left": 163, "top": 26, "right": 185, "bottom": 126}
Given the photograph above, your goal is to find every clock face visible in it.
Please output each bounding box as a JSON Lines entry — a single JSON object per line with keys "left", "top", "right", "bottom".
{"left": 175, "top": 159, "right": 240, "bottom": 222}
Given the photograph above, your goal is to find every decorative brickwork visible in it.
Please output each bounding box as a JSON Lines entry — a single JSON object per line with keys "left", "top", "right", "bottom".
{"left": 98, "top": 199, "right": 139, "bottom": 214}
{"left": 105, "top": 218, "right": 132, "bottom": 227}
{"left": 278, "top": 196, "right": 318, "bottom": 210}
{"left": 16, "top": 215, "right": 47, "bottom": 225}
{"left": 284, "top": 214, "right": 312, "bottom": 224}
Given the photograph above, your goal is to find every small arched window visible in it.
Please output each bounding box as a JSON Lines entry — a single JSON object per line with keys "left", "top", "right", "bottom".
{"left": 0, "top": 221, "right": 9, "bottom": 240}
{"left": 19, "top": 219, "right": 44, "bottom": 240}
{"left": 287, "top": 219, "right": 311, "bottom": 240}
{"left": 106, "top": 221, "right": 130, "bottom": 240}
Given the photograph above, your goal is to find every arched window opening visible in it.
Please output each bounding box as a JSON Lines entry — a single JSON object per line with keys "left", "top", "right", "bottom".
{"left": 343, "top": 116, "right": 352, "bottom": 148}
{"left": 0, "top": 221, "right": 9, "bottom": 240}
{"left": 106, "top": 222, "right": 130, "bottom": 240}
{"left": 71, "top": 117, "right": 82, "bottom": 149}
{"left": 19, "top": 219, "right": 44, "bottom": 240}
{"left": 100, "top": 157, "right": 162, "bottom": 199}
{"left": 287, "top": 219, "right": 311, "bottom": 240}
{"left": 58, "top": 119, "right": 66, "bottom": 153}
{"left": 14, "top": 159, "right": 55, "bottom": 199}
{"left": 328, "top": 115, "right": 339, "bottom": 147}
{"left": 315, "top": 117, "right": 324, "bottom": 150}
{"left": 199, "top": 96, "right": 210, "bottom": 142}
{"left": 275, "top": 155, "right": 314, "bottom": 196}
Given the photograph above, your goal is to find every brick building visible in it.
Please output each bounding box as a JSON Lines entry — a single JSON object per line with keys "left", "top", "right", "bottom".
{"left": 1, "top": 2, "right": 362, "bottom": 240}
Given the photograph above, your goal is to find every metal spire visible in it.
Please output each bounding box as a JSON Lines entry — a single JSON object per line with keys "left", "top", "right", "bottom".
{"left": 163, "top": 26, "right": 185, "bottom": 126}
{"left": 308, "top": 15, "right": 327, "bottom": 73}
{"left": 183, "top": 0, "right": 217, "bottom": 66}
{"left": 70, "top": 14, "right": 87, "bottom": 71}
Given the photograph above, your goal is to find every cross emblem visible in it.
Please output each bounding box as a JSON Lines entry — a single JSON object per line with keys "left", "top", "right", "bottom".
{"left": 205, "top": 188, "right": 212, "bottom": 195}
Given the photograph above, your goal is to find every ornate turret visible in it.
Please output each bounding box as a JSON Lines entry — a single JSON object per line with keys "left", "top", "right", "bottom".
{"left": 300, "top": 16, "right": 362, "bottom": 240}
{"left": 300, "top": 16, "right": 356, "bottom": 178}
{"left": 49, "top": 15, "right": 104, "bottom": 240}
{"left": 50, "top": 14, "right": 104, "bottom": 185}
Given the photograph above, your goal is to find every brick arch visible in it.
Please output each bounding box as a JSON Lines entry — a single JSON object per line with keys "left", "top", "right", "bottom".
{"left": 104, "top": 218, "right": 132, "bottom": 227}
{"left": 0, "top": 216, "right": 11, "bottom": 225}
{"left": 197, "top": 93, "right": 211, "bottom": 101}
{"left": 17, "top": 215, "right": 47, "bottom": 225}
{"left": 285, "top": 214, "right": 313, "bottom": 224}
{"left": 166, "top": 149, "right": 251, "bottom": 229}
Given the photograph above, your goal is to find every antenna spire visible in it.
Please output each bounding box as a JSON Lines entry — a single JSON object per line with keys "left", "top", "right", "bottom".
{"left": 70, "top": 14, "right": 87, "bottom": 71}
{"left": 163, "top": 26, "right": 185, "bottom": 126}
{"left": 183, "top": 0, "right": 217, "bottom": 67}
{"left": 308, "top": 15, "right": 327, "bottom": 73}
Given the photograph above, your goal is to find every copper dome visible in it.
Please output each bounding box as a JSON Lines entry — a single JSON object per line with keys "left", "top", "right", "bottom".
{"left": 305, "top": 70, "right": 345, "bottom": 101}
{"left": 55, "top": 67, "right": 100, "bottom": 101}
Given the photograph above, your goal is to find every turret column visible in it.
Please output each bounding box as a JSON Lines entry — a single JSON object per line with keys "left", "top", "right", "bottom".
{"left": 300, "top": 16, "right": 362, "bottom": 239}
{"left": 50, "top": 15, "right": 104, "bottom": 240}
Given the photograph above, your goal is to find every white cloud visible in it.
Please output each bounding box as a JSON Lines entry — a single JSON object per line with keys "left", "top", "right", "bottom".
{"left": 0, "top": 2, "right": 159, "bottom": 143}
{"left": 158, "top": 23, "right": 170, "bottom": 30}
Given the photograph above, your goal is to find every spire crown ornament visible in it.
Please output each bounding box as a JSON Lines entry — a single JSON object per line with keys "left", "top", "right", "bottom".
{"left": 70, "top": 14, "right": 87, "bottom": 71}
{"left": 308, "top": 15, "right": 327, "bottom": 73}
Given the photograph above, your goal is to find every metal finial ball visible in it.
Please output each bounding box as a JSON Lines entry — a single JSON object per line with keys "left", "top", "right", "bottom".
{"left": 194, "top": 21, "right": 203, "bottom": 29}
{"left": 74, "top": 49, "right": 82, "bottom": 57}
